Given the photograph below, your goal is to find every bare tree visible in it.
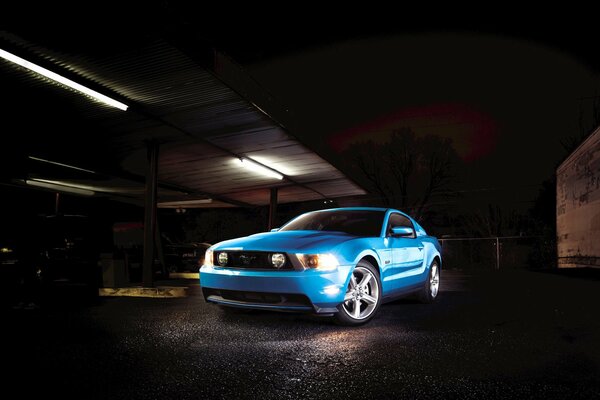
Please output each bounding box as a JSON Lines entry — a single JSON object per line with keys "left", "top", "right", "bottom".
{"left": 459, "top": 204, "right": 523, "bottom": 237}
{"left": 344, "top": 128, "right": 461, "bottom": 220}
{"left": 387, "top": 129, "right": 414, "bottom": 208}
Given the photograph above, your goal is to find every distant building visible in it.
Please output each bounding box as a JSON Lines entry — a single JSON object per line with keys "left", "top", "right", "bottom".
{"left": 556, "top": 126, "right": 600, "bottom": 268}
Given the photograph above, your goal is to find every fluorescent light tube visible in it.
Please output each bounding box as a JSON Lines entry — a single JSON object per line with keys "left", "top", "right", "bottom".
{"left": 30, "top": 178, "right": 143, "bottom": 194}
{"left": 158, "top": 199, "right": 213, "bottom": 208}
{"left": 26, "top": 179, "right": 95, "bottom": 196}
{"left": 238, "top": 158, "right": 283, "bottom": 180}
{"left": 0, "top": 48, "right": 128, "bottom": 111}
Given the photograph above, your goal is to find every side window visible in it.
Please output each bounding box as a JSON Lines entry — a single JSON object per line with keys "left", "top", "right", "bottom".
{"left": 387, "top": 213, "right": 415, "bottom": 238}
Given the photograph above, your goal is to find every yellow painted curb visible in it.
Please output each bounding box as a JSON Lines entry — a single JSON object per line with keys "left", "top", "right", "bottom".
{"left": 169, "top": 272, "right": 200, "bottom": 280}
{"left": 99, "top": 286, "right": 188, "bottom": 298}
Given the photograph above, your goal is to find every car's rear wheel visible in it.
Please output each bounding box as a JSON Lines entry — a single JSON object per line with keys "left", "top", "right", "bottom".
{"left": 418, "top": 259, "right": 440, "bottom": 303}
{"left": 335, "top": 260, "right": 381, "bottom": 326}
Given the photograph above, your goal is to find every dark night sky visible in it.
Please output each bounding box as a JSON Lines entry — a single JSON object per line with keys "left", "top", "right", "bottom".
{"left": 246, "top": 33, "right": 599, "bottom": 199}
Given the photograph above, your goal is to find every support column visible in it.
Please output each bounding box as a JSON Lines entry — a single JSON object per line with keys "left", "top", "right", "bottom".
{"left": 143, "top": 141, "right": 159, "bottom": 287}
{"left": 495, "top": 237, "right": 500, "bottom": 270}
{"left": 268, "top": 187, "right": 278, "bottom": 231}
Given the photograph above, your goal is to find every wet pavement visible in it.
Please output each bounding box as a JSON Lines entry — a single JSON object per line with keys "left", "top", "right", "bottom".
{"left": 5, "top": 269, "right": 600, "bottom": 399}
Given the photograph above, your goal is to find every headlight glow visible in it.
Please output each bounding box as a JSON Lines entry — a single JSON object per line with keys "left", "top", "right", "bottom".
{"left": 218, "top": 252, "right": 228, "bottom": 266}
{"left": 323, "top": 285, "right": 341, "bottom": 295}
{"left": 271, "top": 253, "right": 286, "bottom": 269}
{"left": 204, "top": 249, "right": 214, "bottom": 266}
{"left": 296, "top": 253, "right": 338, "bottom": 271}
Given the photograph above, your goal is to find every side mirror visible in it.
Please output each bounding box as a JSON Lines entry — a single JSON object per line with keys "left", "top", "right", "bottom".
{"left": 270, "top": 228, "right": 280, "bottom": 232}
{"left": 391, "top": 226, "right": 413, "bottom": 237}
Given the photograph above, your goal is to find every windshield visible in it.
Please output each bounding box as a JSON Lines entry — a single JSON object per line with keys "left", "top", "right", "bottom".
{"left": 279, "top": 210, "right": 385, "bottom": 237}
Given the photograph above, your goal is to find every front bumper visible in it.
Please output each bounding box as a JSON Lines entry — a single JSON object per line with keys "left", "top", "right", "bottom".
{"left": 199, "top": 264, "right": 353, "bottom": 314}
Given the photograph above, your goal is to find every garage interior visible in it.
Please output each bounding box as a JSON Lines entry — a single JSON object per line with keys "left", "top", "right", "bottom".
{"left": 0, "top": 27, "right": 366, "bottom": 287}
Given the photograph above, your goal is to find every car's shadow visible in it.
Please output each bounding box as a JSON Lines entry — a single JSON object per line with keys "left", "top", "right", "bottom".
{"left": 213, "top": 293, "right": 451, "bottom": 330}
{"left": 216, "top": 306, "right": 335, "bottom": 327}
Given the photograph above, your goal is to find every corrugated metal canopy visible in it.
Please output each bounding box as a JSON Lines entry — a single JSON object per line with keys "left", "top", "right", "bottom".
{"left": 0, "top": 30, "right": 365, "bottom": 207}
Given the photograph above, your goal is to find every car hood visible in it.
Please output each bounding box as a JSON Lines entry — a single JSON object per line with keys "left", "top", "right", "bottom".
{"left": 212, "top": 230, "right": 356, "bottom": 253}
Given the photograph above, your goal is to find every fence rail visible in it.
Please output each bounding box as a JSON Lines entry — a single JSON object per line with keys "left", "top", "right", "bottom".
{"left": 438, "top": 236, "right": 547, "bottom": 270}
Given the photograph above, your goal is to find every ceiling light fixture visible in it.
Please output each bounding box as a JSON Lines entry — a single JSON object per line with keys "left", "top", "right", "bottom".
{"left": 238, "top": 158, "right": 283, "bottom": 180}
{"left": 0, "top": 48, "right": 128, "bottom": 111}
{"left": 25, "top": 179, "right": 95, "bottom": 196}
{"left": 29, "top": 178, "right": 143, "bottom": 194}
{"left": 158, "top": 199, "right": 213, "bottom": 208}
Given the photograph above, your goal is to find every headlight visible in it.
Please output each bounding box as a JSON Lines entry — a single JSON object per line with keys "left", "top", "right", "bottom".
{"left": 271, "top": 253, "right": 286, "bottom": 269}
{"left": 204, "top": 249, "right": 214, "bottom": 266}
{"left": 296, "top": 253, "right": 338, "bottom": 271}
{"left": 217, "top": 252, "right": 228, "bottom": 266}
{"left": 0, "top": 247, "right": 13, "bottom": 253}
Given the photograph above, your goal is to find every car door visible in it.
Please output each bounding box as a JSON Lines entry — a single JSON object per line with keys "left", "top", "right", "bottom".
{"left": 387, "top": 213, "right": 425, "bottom": 291}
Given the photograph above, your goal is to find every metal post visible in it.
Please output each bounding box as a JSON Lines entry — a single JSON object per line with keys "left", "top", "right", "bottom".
{"left": 495, "top": 237, "right": 500, "bottom": 270}
{"left": 143, "top": 141, "right": 159, "bottom": 287}
{"left": 268, "top": 187, "right": 278, "bottom": 231}
{"left": 54, "top": 192, "right": 60, "bottom": 215}
{"left": 154, "top": 219, "right": 166, "bottom": 278}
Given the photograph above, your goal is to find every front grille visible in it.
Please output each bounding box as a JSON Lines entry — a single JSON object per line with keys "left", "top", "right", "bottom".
{"left": 214, "top": 251, "right": 292, "bottom": 270}
{"left": 203, "top": 288, "right": 312, "bottom": 308}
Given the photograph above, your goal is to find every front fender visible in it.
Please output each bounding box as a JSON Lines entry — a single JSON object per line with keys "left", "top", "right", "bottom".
{"left": 332, "top": 237, "right": 386, "bottom": 278}
{"left": 333, "top": 238, "right": 382, "bottom": 263}
{"left": 351, "top": 249, "right": 382, "bottom": 270}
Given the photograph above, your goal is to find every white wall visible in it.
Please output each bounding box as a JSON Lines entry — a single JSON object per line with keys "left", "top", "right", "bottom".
{"left": 556, "top": 127, "right": 600, "bottom": 268}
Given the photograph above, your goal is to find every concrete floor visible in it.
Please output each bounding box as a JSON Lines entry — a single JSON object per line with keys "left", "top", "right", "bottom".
{"left": 4, "top": 270, "right": 600, "bottom": 399}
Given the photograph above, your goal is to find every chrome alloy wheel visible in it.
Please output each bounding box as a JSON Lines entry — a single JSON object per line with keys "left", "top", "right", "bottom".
{"left": 342, "top": 266, "right": 380, "bottom": 320}
{"left": 430, "top": 263, "right": 440, "bottom": 298}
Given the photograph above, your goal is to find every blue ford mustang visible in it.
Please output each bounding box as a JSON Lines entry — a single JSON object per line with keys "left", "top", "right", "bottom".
{"left": 200, "top": 207, "right": 441, "bottom": 325}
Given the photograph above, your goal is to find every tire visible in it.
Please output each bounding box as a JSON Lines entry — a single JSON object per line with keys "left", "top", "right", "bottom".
{"left": 418, "top": 259, "right": 440, "bottom": 303}
{"left": 335, "top": 260, "right": 382, "bottom": 326}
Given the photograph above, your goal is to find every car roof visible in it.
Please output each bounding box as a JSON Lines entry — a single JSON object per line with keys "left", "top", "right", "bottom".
{"left": 313, "top": 207, "right": 387, "bottom": 212}
{"left": 311, "top": 207, "right": 404, "bottom": 214}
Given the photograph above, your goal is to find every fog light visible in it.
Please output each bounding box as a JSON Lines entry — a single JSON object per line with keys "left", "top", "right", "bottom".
{"left": 271, "top": 253, "right": 286, "bottom": 269}
{"left": 218, "top": 252, "right": 228, "bottom": 266}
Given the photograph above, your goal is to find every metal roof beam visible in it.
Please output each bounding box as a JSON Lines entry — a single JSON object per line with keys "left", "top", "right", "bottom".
{"left": 125, "top": 94, "right": 329, "bottom": 201}
{"left": 160, "top": 27, "right": 366, "bottom": 198}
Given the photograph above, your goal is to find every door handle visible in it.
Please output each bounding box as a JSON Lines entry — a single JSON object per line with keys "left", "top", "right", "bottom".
{"left": 417, "top": 246, "right": 424, "bottom": 251}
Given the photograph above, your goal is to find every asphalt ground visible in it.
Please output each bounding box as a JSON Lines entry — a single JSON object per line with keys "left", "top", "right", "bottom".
{"left": 4, "top": 269, "right": 600, "bottom": 399}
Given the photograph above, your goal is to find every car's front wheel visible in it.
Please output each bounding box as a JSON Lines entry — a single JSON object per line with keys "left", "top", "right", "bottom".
{"left": 335, "top": 260, "right": 381, "bottom": 326}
